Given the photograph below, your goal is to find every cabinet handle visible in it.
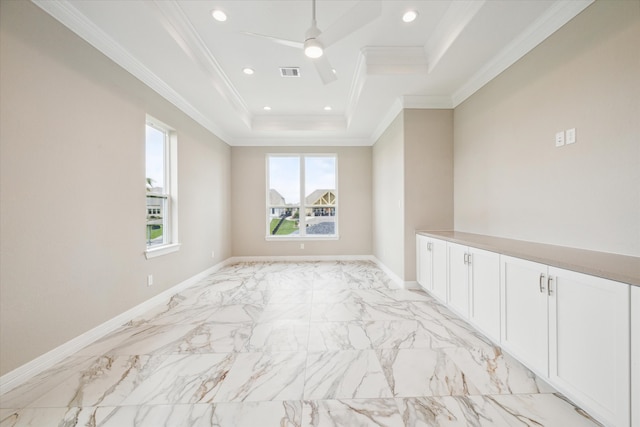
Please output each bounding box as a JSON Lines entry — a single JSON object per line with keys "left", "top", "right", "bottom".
{"left": 547, "top": 276, "right": 553, "bottom": 296}
{"left": 539, "top": 273, "right": 546, "bottom": 293}
{"left": 427, "top": 242, "right": 432, "bottom": 251}
{"left": 467, "top": 253, "right": 472, "bottom": 265}
{"left": 463, "top": 253, "right": 468, "bottom": 264}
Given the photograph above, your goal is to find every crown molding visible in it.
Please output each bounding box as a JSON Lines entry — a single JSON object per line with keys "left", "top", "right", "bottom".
{"left": 426, "top": 0, "right": 486, "bottom": 74}
{"left": 345, "top": 51, "right": 369, "bottom": 128}
{"left": 370, "top": 98, "right": 404, "bottom": 144}
{"left": 152, "top": 1, "right": 252, "bottom": 128}
{"left": 31, "top": 0, "right": 234, "bottom": 144}
{"left": 402, "top": 95, "right": 453, "bottom": 109}
{"left": 231, "top": 137, "right": 371, "bottom": 147}
{"left": 451, "top": 0, "right": 594, "bottom": 107}
{"left": 251, "top": 115, "right": 347, "bottom": 132}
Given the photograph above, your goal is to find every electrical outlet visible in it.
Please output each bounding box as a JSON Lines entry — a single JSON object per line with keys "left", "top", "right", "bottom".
{"left": 566, "top": 128, "right": 576, "bottom": 144}
{"left": 300, "top": 243, "right": 305, "bottom": 249}
{"left": 147, "top": 274, "right": 153, "bottom": 287}
{"left": 555, "top": 131, "right": 565, "bottom": 147}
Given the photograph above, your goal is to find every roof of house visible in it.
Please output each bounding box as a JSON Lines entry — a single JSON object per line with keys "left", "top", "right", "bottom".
{"left": 269, "top": 189, "right": 286, "bottom": 206}
{"left": 306, "top": 189, "right": 336, "bottom": 206}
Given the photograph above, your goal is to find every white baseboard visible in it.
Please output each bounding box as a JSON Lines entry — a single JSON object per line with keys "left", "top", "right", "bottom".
{"left": 226, "top": 254, "right": 374, "bottom": 264}
{"left": 403, "top": 280, "right": 421, "bottom": 290}
{"left": 0, "top": 259, "right": 232, "bottom": 396}
{"left": 369, "top": 256, "right": 417, "bottom": 290}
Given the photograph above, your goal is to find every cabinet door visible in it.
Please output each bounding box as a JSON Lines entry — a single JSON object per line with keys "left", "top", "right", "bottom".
{"left": 469, "top": 248, "right": 500, "bottom": 342}
{"left": 447, "top": 243, "right": 470, "bottom": 319}
{"left": 549, "top": 267, "right": 630, "bottom": 427}
{"left": 500, "top": 256, "right": 549, "bottom": 376}
{"left": 431, "top": 239, "right": 447, "bottom": 302}
{"left": 415, "top": 235, "right": 430, "bottom": 290}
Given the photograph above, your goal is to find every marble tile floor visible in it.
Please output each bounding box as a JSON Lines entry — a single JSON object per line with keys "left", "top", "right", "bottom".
{"left": 0, "top": 261, "right": 601, "bottom": 427}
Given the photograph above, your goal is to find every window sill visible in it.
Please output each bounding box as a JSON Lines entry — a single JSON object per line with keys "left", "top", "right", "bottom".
{"left": 145, "top": 243, "right": 181, "bottom": 259}
{"left": 265, "top": 235, "right": 339, "bottom": 242}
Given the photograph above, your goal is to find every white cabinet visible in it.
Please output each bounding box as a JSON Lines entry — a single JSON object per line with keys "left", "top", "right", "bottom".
{"left": 416, "top": 235, "right": 429, "bottom": 289}
{"left": 501, "top": 255, "right": 631, "bottom": 427}
{"left": 447, "top": 243, "right": 500, "bottom": 341}
{"left": 500, "top": 256, "right": 549, "bottom": 375}
{"left": 631, "top": 286, "right": 639, "bottom": 427}
{"left": 431, "top": 239, "right": 447, "bottom": 301}
{"left": 447, "top": 242, "right": 470, "bottom": 318}
{"left": 415, "top": 235, "right": 447, "bottom": 302}
{"left": 549, "top": 267, "right": 630, "bottom": 427}
{"left": 468, "top": 248, "right": 501, "bottom": 342}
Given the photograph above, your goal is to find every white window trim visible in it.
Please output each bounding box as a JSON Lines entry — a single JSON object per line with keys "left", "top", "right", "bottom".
{"left": 145, "top": 115, "right": 180, "bottom": 258}
{"left": 265, "top": 153, "right": 338, "bottom": 241}
{"left": 145, "top": 242, "right": 182, "bottom": 259}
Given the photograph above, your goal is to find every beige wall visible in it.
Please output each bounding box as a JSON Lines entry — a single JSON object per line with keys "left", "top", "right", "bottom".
{"left": 454, "top": 0, "right": 640, "bottom": 256}
{"left": 372, "top": 110, "right": 454, "bottom": 282}
{"left": 230, "top": 146, "right": 372, "bottom": 256}
{"left": 403, "top": 109, "right": 454, "bottom": 280}
{"left": 0, "top": 1, "right": 231, "bottom": 375}
{"left": 372, "top": 113, "right": 405, "bottom": 278}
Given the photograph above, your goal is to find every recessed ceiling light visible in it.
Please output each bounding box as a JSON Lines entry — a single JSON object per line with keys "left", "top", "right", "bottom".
{"left": 402, "top": 10, "right": 418, "bottom": 23}
{"left": 324, "top": 106, "right": 332, "bottom": 111}
{"left": 211, "top": 9, "right": 227, "bottom": 22}
{"left": 243, "top": 67, "right": 254, "bottom": 75}
{"left": 263, "top": 106, "right": 272, "bottom": 111}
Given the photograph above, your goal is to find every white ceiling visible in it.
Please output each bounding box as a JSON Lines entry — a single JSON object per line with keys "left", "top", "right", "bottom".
{"left": 33, "top": 0, "right": 593, "bottom": 146}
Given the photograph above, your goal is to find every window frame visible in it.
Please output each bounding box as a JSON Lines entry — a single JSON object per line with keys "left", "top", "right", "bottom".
{"left": 145, "top": 116, "right": 180, "bottom": 259}
{"left": 265, "top": 153, "right": 339, "bottom": 241}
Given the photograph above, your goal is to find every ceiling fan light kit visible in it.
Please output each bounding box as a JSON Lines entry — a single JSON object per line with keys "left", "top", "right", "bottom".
{"left": 304, "top": 39, "right": 324, "bottom": 58}
{"left": 243, "top": 0, "right": 381, "bottom": 84}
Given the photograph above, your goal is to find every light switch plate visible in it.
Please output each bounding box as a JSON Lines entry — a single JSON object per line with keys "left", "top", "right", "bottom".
{"left": 566, "top": 128, "right": 576, "bottom": 144}
{"left": 555, "top": 131, "right": 565, "bottom": 147}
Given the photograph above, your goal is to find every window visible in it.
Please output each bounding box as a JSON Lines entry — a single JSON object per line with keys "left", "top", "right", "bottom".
{"left": 145, "top": 116, "right": 179, "bottom": 258}
{"left": 267, "top": 154, "right": 337, "bottom": 239}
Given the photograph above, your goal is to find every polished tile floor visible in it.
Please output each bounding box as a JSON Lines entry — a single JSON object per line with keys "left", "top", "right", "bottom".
{"left": 1, "top": 261, "right": 600, "bottom": 426}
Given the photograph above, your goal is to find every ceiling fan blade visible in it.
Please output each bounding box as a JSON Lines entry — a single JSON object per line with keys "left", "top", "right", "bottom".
{"left": 318, "top": 0, "right": 381, "bottom": 48}
{"left": 313, "top": 55, "right": 337, "bottom": 85}
{"left": 241, "top": 31, "right": 303, "bottom": 49}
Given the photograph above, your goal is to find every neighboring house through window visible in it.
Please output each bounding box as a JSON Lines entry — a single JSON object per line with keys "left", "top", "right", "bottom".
{"left": 266, "top": 154, "right": 338, "bottom": 238}
{"left": 145, "top": 116, "right": 180, "bottom": 258}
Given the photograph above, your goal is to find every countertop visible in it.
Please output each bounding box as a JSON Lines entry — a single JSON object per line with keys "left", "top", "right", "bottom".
{"left": 416, "top": 230, "right": 640, "bottom": 287}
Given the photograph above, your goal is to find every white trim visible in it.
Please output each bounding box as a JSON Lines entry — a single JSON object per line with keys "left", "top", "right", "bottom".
{"left": 265, "top": 236, "right": 340, "bottom": 242}
{"left": 232, "top": 137, "right": 371, "bottom": 147}
{"left": 0, "top": 259, "right": 232, "bottom": 396}
{"left": 370, "top": 256, "right": 406, "bottom": 290}
{"left": 370, "top": 98, "right": 404, "bottom": 144}
{"left": 402, "top": 95, "right": 454, "bottom": 109}
{"left": 266, "top": 154, "right": 338, "bottom": 239}
{"left": 144, "top": 242, "right": 182, "bottom": 259}
{"left": 145, "top": 116, "right": 179, "bottom": 254}
{"left": 227, "top": 255, "right": 373, "bottom": 264}
{"left": 426, "top": 0, "right": 486, "bottom": 74}
{"left": 31, "top": 0, "right": 234, "bottom": 144}
{"left": 452, "top": 0, "right": 594, "bottom": 107}
{"left": 403, "top": 280, "right": 421, "bottom": 290}
{"left": 152, "top": 0, "right": 252, "bottom": 128}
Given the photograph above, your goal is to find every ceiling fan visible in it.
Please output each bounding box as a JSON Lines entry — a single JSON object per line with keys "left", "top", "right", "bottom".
{"left": 243, "top": 0, "right": 381, "bottom": 84}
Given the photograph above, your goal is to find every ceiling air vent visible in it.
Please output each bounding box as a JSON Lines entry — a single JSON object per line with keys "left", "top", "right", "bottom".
{"left": 280, "top": 67, "right": 301, "bottom": 77}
